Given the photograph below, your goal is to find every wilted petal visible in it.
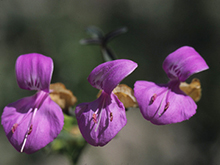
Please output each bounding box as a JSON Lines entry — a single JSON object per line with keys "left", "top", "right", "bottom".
{"left": 134, "top": 80, "right": 197, "bottom": 125}
{"left": 163, "top": 46, "right": 209, "bottom": 82}
{"left": 112, "top": 84, "right": 138, "bottom": 108}
{"left": 1, "top": 91, "right": 64, "bottom": 154}
{"left": 75, "top": 92, "right": 127, "bottom": 146}
{"left": 16, "top": 53, "right": 53, "bottom": 92}
{"left": 49, "top": 82, "right": 77, "bottom": 114}
{"left": 179, "top": 78, "right": 201, "bottom": 102}
{"left": 88, "top": 59, "right": 137, "bottom": 94}
{"left": 97, "top": 84, "right": 138, "bottom": 109}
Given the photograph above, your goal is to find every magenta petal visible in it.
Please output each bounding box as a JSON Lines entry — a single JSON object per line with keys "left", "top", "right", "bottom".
{"left": 88, "top": 59, "right": 137, "bottom": 94}
{"left": 75, "top": 92, "right": 127, "bottom": 146}
{"left": 163, "top": 46, "right": 209, "bottom": 81}
{"left": 134, "top": 80, "right": 197, "bottom": 125}
{"left": 16, "top": 53, "right": 53, "bottom": 92}
{"left": 1, "top": 91, "right": 64, "bottom": 154}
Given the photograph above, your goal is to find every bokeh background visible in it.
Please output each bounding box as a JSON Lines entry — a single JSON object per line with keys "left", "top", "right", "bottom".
{"left": 0, "top": 0, "right": 219, "bottom": 164}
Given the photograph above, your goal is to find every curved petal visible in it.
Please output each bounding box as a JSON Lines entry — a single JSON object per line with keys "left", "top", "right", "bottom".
{"left": 16, "top": 53, "right": 53, "bottom": 92}
{"left": 134, "top": 80, "right": 197, "bottom": 125}
{"left": 88, "top": 59, "right": 137, "bottom": 94}
{"left": 1, "top": 91, "right": 64, "bottom": 154}
{"left": 75, "top": 92, "right": 127, "bottom": 146}
{"left": 163, "top": 46, "right": 209, "bottom": 82}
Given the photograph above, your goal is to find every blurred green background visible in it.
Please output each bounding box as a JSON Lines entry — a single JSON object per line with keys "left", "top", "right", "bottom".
{"left": 0, "top": 0, "right": 219, "bottom": 165}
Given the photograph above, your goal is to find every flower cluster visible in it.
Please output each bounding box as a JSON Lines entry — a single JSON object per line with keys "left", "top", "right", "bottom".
{"left": 1, "top": 45, "right": 208, "bottom": 153}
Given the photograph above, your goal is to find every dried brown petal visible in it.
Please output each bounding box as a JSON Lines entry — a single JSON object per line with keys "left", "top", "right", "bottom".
{"left": 179, "top": 78, "right": 201, "bottom": 102}
{"left": 97, "top": 84, "right": 138, "bottom": 108}
{"left": 50, "top": 83, "right": 77, "bottom": 114}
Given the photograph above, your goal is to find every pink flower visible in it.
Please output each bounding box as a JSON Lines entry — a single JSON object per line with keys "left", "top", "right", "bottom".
{"left": 134, "top": 46, "right": 209, "bottom": 125}
{"left": 75, "top": 59, "right": 137, "bottom": 146}
{"left": 1, "top": 53, "right": 64, "bottom": 154}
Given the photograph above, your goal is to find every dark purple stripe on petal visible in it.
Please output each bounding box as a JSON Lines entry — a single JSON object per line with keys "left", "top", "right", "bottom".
{"left": 163, "top": 46, "right": 209, "bottom": 82}
{"left": 88, "top": 59, "right": 138, "bottom": 94}
{"left": 15, "top": 53, "right": 53, "bottom": 92}
{"left": 75, "top": 92, "right": 126, "bottom": 146}
{"left": 134, "top": 80, "right": 197, "bottom": 125}
{"left": 1, "top": 91, "right": 64, "bottom": 154}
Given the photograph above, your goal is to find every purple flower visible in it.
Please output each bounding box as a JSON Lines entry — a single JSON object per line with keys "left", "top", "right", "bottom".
{"left": 1, "top": 53, "right": 64, "bottom": 154}
{"left": 134, "top": 46, "right": 209, "bottom": 125}
{"left": 75, "top": 59, "right": 137, "bottom": 146}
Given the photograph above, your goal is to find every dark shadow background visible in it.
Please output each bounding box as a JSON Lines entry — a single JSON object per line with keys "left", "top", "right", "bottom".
{"left": 0, "top": 0, "right": 219, "bottom": 165}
